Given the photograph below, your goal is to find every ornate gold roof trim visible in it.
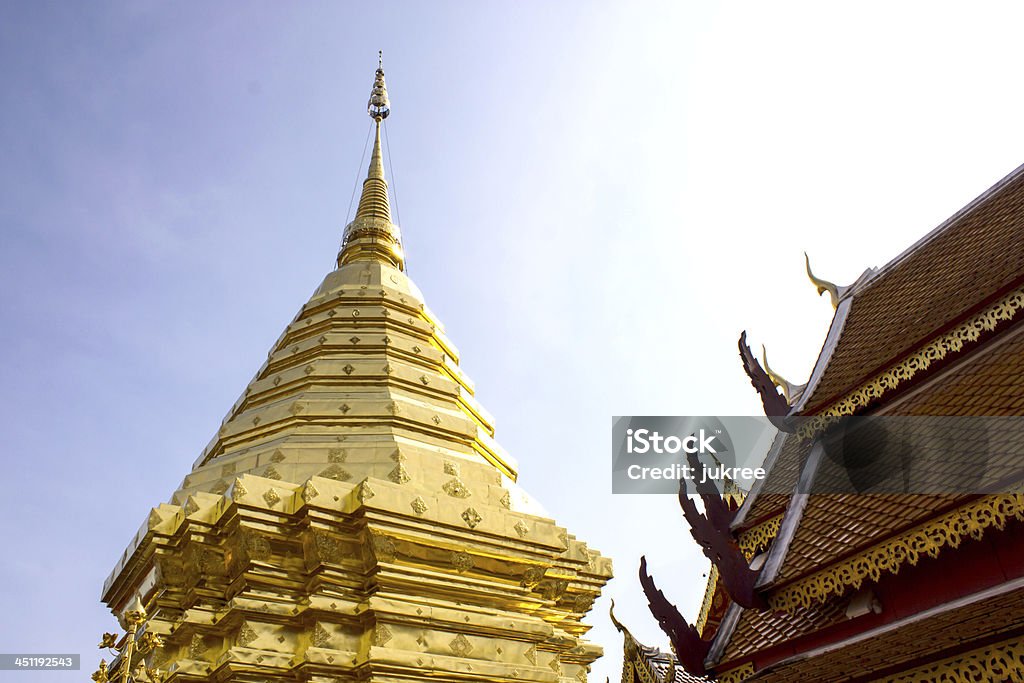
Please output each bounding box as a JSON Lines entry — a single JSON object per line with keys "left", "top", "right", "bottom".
{"left": 799, "top": 283, "right": 1024, "bottom": 439}
{"left": 716, "top": 663, "right": 755, "bottom": 683}
{"left": 695, "top": 564, "right": 721, "bottom": 637}
{"left": 738, "top": 514, "right": 783, "bottom": 558}
{"left": 767, "top": 493, "right": 1024, "bottom": 612}
{"left": 876, "top": 633, "right": 1024, "bottom": 682}
{"left": 695, "top": 514, "right": 783, "bottom": 636}
{"left": 613, "top": 600, "right": 688, "bottom": 683}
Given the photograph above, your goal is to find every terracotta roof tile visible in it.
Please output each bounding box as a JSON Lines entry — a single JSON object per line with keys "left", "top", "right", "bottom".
{"left": 776, "top": 326, "right": 1024, "bottom": 582}
{"left": 750, "top": 587, "right": 1024, "bottom": 681}
{"left": 803, "top": 165, "right": 1024, "bottom": 412}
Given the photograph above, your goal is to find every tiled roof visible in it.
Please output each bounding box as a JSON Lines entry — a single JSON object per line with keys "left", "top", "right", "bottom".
{"left": 776, "top": 325, "right": 1024, "bottom": 583}
{"left": 751, "top": 586, "right": 1024, "bottom": 681}
{"left": 801, "top": 163, "right": 1024, "bottom": 413}
{"left": 715, "top": 165, "right": 1024, "bottom": 674}
{"left": 722, "top": 599, "right": 846, "bottom": 662}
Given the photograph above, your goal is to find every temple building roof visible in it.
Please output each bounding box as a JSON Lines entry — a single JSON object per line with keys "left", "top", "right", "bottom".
{"left": 800, "top": 162, "right": 1024, "bottom": 414}
{"left": 636, "top": 161, "right": 1024, "bottom": 683}
{"left": 715, "top": 164, "right": 1024, "bottom": 677}
{"left": 739, "top": 162, "right": 1024, "bottom": 529}
{"left": 612, "top": 603, "right": 710, "bottom": 683}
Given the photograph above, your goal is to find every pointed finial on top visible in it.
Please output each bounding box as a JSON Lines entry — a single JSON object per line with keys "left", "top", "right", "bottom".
{"left": 338, "top": 54, "right": 403, "bottom": 271}
{"left": 368, "top": 51, "right": 390, "bottom": 121}
{"left": 805, "top": 252, "right": 840, "bottom": 309}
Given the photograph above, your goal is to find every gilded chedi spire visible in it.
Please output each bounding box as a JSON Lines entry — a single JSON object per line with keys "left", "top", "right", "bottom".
{"left": 99, "top": 54, "right": 610, "bottom": 683}
{"left": 340, "top": 53, "right": 403, "bottom": 270}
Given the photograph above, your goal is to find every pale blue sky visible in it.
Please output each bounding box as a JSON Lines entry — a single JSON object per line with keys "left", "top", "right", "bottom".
{"left": 3, "top": 2, "right": 1024, "bottom": 681}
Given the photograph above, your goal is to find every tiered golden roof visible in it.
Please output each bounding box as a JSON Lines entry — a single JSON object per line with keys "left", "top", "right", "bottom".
{"left": 99, "top": 58, "right": 611, "bottom": 683}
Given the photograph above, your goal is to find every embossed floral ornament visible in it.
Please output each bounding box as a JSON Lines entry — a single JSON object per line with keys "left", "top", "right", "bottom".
{"left": 137, "top": 630, "right": 163, "bottom": 653}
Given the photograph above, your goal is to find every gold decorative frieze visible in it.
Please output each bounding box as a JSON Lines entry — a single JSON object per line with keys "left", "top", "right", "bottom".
{"left": 696, "top": 513, "right": 783, "bottom": 635}
{"left": 738, "top": 513, "right": 783, "bottom": 558}
{"left": 718, "top": 662, "right": 755, "bottom": 682}
{"left": 769, "top": 493, "right": 1024, "bottom": 611}
{"left": 694, "top": 564, "right": 721, "bottom": 636}
{"left": 875, "top": 634, "right": 1024, "bottom": 682}
{"left": 802, "top": 284, "right": 1024, "bottom": 436}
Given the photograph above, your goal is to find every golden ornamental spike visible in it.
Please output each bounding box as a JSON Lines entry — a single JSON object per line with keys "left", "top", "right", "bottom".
{"left": 338, "top": 53, "right": 404, "bottom": 271}
{"left": 762, "top": 345, "right": 795, "bottom": 404}
{"left": 805, "top": 252, "right": 840, "bottom": 309}
{"left": 367, "top": 50, "right": 390, "bottom": 121}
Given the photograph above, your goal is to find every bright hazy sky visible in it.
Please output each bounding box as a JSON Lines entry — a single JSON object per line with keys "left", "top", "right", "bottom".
{"left": 3, "top": 2, "right": 1024, "bottom": 681}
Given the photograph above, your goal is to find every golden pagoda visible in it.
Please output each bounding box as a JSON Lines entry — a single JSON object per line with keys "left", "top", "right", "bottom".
{"left": 97, "top": 56, "right": 612, "bottom": 683}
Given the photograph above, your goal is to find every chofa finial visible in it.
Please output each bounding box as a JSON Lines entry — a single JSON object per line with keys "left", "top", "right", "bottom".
{"left": 762, "top": 345, "right": 798, "bottom": 404}
{"left": 805, "top": 252, "right": 840, "bottom": 309}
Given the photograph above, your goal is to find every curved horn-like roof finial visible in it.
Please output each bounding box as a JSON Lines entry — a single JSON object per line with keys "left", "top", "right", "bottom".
{"left": 805, "top": 252, "right": 840, "bottom": 309}
{"left": 762, "top": 345, "right": 795, "bottom": 404}
{"left": 609, "top": 598, "right": 627, "bottom": 633}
